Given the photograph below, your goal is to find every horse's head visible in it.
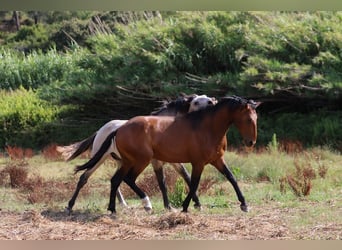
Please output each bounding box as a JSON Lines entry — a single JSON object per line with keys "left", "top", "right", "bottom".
{"left": 152, "top": 93, "right": 217, "bottom": 116}
{"left": 189, "top": 95, "right": 217, "bottom": 112}
{"left": 233, "top": 100, "right": 261, "bottom": 147}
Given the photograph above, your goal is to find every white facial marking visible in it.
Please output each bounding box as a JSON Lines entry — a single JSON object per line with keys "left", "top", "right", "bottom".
{"left": 189, "top": 95, "right": 215, "bottom": 112}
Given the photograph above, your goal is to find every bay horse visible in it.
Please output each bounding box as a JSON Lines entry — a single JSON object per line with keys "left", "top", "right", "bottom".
{"left": 75, "top": 96, "right": 260, "bottom": 214}
{"left": 58, "top": 94, "right": 217, "bottom": 213}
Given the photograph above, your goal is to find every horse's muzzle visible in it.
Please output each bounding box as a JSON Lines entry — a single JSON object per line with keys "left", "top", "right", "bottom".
{"left": 244, "top": 140, "right": 255, "bottom": 147}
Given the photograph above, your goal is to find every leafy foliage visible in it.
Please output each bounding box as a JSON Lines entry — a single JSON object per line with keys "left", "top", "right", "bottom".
{"left": 0, "top": 88, "right": 69, "bottom": 148}
{"left": 0, "top": 11, "right": 341, "bottom": 149}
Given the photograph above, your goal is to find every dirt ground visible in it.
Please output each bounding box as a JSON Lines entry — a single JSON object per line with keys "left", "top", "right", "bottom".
{"left": 1, "top": 205, "right": 341, "bottom": 240}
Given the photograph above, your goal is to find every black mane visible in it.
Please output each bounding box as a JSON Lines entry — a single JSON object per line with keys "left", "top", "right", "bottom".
{"left": 217, "top": 96, "right": 258, "bottom": 110}
{"left": 150, "top": 94, "right": 196, "bottom": 116}
{"left": 184, "top": 96, "right": 256, "bottom": 127}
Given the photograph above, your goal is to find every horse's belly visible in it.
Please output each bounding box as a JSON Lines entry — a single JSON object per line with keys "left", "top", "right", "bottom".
{"left": 153, "top": 150, "right": 189, "bottom": 163}
{"left": 152, "top": 137, "right": 192, "bottom": 163}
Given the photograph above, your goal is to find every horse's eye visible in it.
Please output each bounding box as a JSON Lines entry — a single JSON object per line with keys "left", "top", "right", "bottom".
{"left": 194, "top": 101, "right": 199, "bottom": 105}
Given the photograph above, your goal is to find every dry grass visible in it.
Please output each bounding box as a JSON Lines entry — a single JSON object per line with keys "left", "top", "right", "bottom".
{"left": 279, "top": 139, "right": 303, "bottom": 154}
{"left": 0, "top": 160, "right": 90, "bottom": 205}
{"left": 0, "top": 205, "right": 340, "bottom": 240}
{"left": 279, "top": 156, "right": 329, "bottom": 197}
{"left": 0, "top": 161, "right": 29, "bottom": 188}
{"left": 41, "top": 144, "right": 63, "bottom": 161}
{"left": 5, "top": 146, "right": 34, "bottom": 160}
{"left": 120, "top": 167, "right": 180, "bottom": 198}
{"left": 0, "top": 147, "right": 340, "bottom": 240}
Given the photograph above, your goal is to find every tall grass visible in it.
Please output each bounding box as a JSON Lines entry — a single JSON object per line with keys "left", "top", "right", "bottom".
{"left": 0, "top": 47, "right": 83, "bottom": 90}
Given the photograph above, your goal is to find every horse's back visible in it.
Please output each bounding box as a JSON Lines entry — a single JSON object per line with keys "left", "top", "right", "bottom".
{"left": 120, "top": 115, "right": 201, "bottom": 163}
{"left": 91, "top": 119, "right": 127, "bottom": 157}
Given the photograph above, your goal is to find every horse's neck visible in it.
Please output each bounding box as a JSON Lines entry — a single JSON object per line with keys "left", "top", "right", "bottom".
{"left": 158, "top": 108, "right": 186, "bottom": 117}
{"left": 210, "top": 106, "right": 234, "bottom": 139}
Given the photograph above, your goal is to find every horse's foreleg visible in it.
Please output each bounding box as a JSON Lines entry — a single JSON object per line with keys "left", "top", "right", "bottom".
{"left": 182, "top": 164, "right": 204, "bottom": 213}
{"left": 211, "top": 158, "right": 247, "bottom": 212}
{"left": 171, "top": 162, "right": 201, "bottom": 209}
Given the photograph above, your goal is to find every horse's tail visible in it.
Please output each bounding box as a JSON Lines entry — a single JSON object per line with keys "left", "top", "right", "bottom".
{"left": 56, "top": 133, "right": 97, "bottom": 161}
{"left": 74, "top": 130, "right": 117, "bottom": 173}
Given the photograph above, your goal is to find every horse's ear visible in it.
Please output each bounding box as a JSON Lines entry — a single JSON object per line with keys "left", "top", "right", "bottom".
{"left": 255, "top": 101, "right": 262, "bottom": 108}
{"left": 186, "top": 94, "right": 197, "bottom": 102}
{"left": 211, "top": 97, "right": 218, "bottom": 105}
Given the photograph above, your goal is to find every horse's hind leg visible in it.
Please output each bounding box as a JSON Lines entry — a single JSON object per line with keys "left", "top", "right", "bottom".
{"left": 67, "top": 157, "right": 106, "bottom": 214}
{"left": 108, "top": 166, "right": 129, "bottom": 214}
{"left": 151, "top": 159, "right": 171, "bottom": 210}
{"left": 171, "top": 162, "right": 201, "bottom": 209}
{"left": 111, "top": 159, "right": 128, "bottom": 207}
{"left": 123, "top": 170, "right": 152, "bottom": 211}
{"left": 67, "top": 170, "right": 91, "bottom": 214}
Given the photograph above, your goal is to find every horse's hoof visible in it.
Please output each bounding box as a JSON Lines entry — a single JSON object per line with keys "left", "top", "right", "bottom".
{"left": 240, "top": 204, "right": 248, "bottom": 212}
{"left": 65, "top": 207, "right": 72, "bottom": 215}
{"left": 194, "top": 204, "right": 202, "bottom": 211}
{"left": 167, "top": 206, "right": 178, "bottom": 213}
{"left": 141, "top": 196, "right": 152, "bottom": 212}
{"left": 144, "top": 207, "right": 153, "bottom": 214}
{"left": 119, "top": 202, "right": 128, "bottom": 207}
{"left": 106, "top": 210, "right": 117, "bottom": 218}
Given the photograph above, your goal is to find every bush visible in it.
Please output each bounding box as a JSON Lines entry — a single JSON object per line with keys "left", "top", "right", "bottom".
{"left": 0, "top": 11, "right": 341, "bottom": 149}
{"left": 169, "top": 178, "right": 186, "bottom": 208}
{"left": 280, "top": 160, "right": 316, "bottom": 197}
{"left": 49, "top": 19, "right": 91, "bottom": 50}
{"left": 0, "top": 161, "right": 29, "bottom": 188}
{"left": 5, "top": 24, "right": 50, "bottom": 52}
{"left": 0, "top": 88, "right": 67, "bottom": 148}
{"left": 0, "top": 47, "right": 82, "bottom": 90}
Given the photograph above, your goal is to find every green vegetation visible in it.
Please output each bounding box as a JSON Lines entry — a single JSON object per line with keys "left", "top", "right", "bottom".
{"left": 0, "top": 11, "right": 341, "bottom": 150}
{"left": 0, "top": 88, "right": 71, "bottom": 148}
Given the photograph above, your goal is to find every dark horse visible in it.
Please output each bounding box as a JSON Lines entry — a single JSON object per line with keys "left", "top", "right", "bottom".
{"left": 75, "top": 96, "right": 260, "bottom": 214}
{"left": 60, "top": 94, "right": 217, "bottom": 213}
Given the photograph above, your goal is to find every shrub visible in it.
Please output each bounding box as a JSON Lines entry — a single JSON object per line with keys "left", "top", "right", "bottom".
{"left": 5, "top": 24, "right": 50, "bottom": 52}
{"left": 49, "top": 18, "right": 90, "bottom": 50}
{"left": 198, "top": 176, "right": 218, "bottom": 194}
{"left": 0, "top": 88, "right": 66, "bottom": 149}
{"left": 41, "top": 143, "right": 62, "bottom": 161}
{"left": 1, "top": 161, "right": 29, "bottom": 188}
{"left": 5, "top": 145, "right": 34, "bottom": 160}
{"left": 280, "top": 159, "right": 316, "bottom": 197}
{"left": 0, "top": 47, "right": 81, "bottom": 90}
{"left": 169, "top": 178, "right": 186, "bottom": 208}
{"left": 318, "top": 162, "right": 328, "bottom": 179}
